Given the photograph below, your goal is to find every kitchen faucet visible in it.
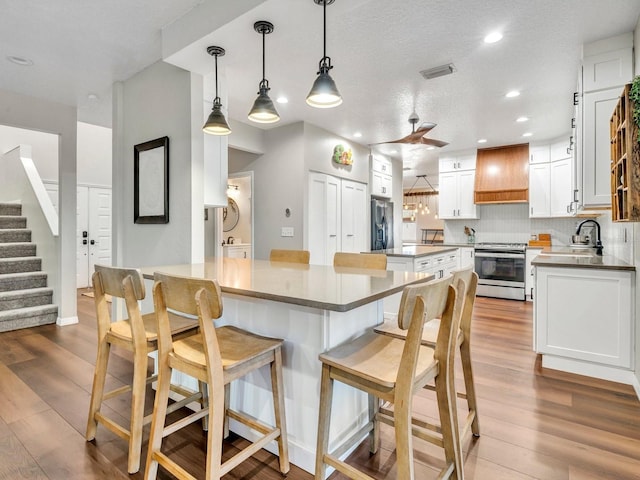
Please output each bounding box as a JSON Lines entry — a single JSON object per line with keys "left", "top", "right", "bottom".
{"left": 575, "top": 219, "right": 603, "bottom": 255}
{"left": 227, "top": 236, "right": 235, "bottom": 245}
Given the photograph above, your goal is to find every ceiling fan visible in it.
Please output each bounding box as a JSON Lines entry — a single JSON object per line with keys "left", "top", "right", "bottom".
{"left": 372, "top": 112, "right": 448, "bottom": 148}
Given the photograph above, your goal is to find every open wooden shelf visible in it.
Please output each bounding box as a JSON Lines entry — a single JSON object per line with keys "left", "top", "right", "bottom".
{"left": 610, "top": 83, "right": 640, "bottom": 222}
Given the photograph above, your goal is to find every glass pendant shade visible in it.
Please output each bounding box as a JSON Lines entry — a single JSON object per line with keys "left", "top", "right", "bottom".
{"left": 203, "top": 99, "right": 232, "bottom": 135}
{"left": 248, "top": 86, "right": 280, "bottom": 123}
{"left": 306, "top": 67, "right": 342, "bottom": 108}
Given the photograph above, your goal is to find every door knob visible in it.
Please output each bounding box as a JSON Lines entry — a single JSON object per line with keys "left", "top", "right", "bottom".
{"left": 82, "top": 239, "right": 88, "bottom": 245}
{"left": 90, "top": 240, "right": 96, "bottom": 245}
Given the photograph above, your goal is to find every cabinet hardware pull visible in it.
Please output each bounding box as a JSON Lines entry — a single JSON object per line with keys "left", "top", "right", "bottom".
{"left": 573, "top": 189, "right": 579, "bottom": 202}
{"left": 571, "top": 118, "right": 576, "bottom": 129}
{"left": 573, "top": 92, "right": 579, "bottom": 105}
{"left": 567, "top": 147, "right": 571, "bottom": 155}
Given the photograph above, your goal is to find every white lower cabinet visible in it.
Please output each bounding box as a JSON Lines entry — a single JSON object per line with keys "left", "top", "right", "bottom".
{"left": 525, "top": 248, "right": 542, "bottom": 302}
{"left": 535, "top": 266, "right": 634, "bottom": 377}
{"left": 387, "top": 251, "right": 458, "bottom": 278}
{"left": 458, "top": 247, "right": 474, "bottom": 270}
{"left": 223, "top": 245, "right": 252, "bottom": 259}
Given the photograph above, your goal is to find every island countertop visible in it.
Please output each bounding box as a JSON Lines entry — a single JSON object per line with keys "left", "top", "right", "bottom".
{"left": 367, "top": 245, "right": 458, "bottom": 258}
{"left": 531, "top": 247, "right": 635, "bottom": 271}
{"left": 140, "top": 257, "right": 432, "bottom": 312}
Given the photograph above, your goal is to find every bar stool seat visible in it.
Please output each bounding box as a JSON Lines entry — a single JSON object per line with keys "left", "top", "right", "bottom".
{"left": 375, "top": 267, "right": 480, "bottom": 439}
{"left": 145, "top": 272, "right": 289, "bottom": 480}
{"left": 85, "top": 265, "right": 200, "bottom": 474}
{"left": 315, "top": 275, "right": 465, "bottom": 480}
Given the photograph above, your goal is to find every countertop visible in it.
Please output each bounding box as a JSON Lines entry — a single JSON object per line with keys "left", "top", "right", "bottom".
{"left": 531, "top": 247, "right": 635, "bottom": 271}
{"left": 369, "top": 245, "right": 458, "bottom": 258}
{"left": 140, "top": 257, "right": 432, "bottom": 312}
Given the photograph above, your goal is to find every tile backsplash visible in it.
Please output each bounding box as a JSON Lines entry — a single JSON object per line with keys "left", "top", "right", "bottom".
{"left": 444, "top": 203, "right": 634, "bottom": 262}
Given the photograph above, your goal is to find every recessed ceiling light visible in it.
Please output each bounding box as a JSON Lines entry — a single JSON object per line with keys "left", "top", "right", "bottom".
{"left": 276, "top": 96, "right": 288, "bottom": 104}
{"left": 353, "top": 132, "right": 362, "bottom": 138}
{"left": 484, "top": 32, "right": 503, "bottom": 44}
{"left": 516, "top": 116, "right": 529, "bottom": 122}
{"left": 426, "top": 146, "right": 435, "bottom": 150}
{"left": 477, "top": 139, "right": 487, "bottom": 144}
{"left": 7, "top": 55, "right": 33, "bottom": 66}
{"left": 522, "top": 132, "right": 533, "bottom": 137}
{"left": 388, "top": 149, "right": 398, "bottom": 154}
{"left": 506, "top": 90, "right": 520, "bottom": 98}
{"left": 87, "top": 93, "right": 99, "bottom": 101}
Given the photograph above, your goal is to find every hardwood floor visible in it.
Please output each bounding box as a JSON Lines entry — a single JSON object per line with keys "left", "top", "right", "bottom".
{"left": 0, "top": 291, "right": 638, "bottom": 479}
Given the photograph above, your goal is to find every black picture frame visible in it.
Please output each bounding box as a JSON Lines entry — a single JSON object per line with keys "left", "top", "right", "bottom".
{"left": 134, "top": 136, "right": 169, "bottom": 224}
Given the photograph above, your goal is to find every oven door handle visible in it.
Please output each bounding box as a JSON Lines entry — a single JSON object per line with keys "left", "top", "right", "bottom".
{"left": 475, "top": 252, "right": 525, "bottom": 259}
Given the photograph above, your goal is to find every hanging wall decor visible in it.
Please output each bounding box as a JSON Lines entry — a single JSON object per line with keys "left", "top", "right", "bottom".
{"left": 332, "top": 144, "right": 353, "bottom": 165}
{"left": 134, "top": 136, "right": 169, "bottom": 224}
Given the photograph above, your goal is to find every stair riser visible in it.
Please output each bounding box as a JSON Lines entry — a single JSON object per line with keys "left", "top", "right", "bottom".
{"left": 0, "top": 292, "right": 53, "bottom": 311}
{"left": 0, "top": 259, "right": 41, "bottom": 274}
{"left": 0, "top": 204, "right": 22, "bottom": 216}
{"left": 0, "top": 311, "right": 57, "bottom": 332}
{"left": 0, "top": 230, "right": 31, "bottom": 243}
{"left": 0, "top": 244, "right": 36, "bottom": 258}
{"left": 0, "top": 217, "right": 27, "bottom": 229}
{"left": 0, "top": 275, "right": 47, "bottom": 292}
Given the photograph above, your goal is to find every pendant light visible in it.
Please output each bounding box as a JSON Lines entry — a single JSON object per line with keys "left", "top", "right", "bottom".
{"left": 203, "top": 46, "right": 232, "bottom": 135}
{"left": 248, "top": 21, "right": 280, "bottom": 123}
{"left": 306, "top": 0, "right": 342, "bottom": 108}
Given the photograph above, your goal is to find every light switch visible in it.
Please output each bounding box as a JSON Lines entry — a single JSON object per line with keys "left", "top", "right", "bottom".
{"left": 281, "top": 227, "right": 294, "bottom": 237}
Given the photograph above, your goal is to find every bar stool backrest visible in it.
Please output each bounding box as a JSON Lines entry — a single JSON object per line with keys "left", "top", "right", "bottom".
{"left": 397, "top": 276, "right": 453, "bottom": 330}
{"left": 269, "top": 249, "right": 310, "bottom": 264}
{"left": 94, "top": 264, "right": 145, "bottom": 300}
{"left": 333, "top": 252, "right": 387, "bottom": 270}
{"left": 153, "top": 272, "right": 223, "bottom": 320}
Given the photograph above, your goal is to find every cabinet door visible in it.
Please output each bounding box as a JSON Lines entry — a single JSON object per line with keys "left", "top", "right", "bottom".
{"left": 308, "top": 173, "right": 340, "bottom": 265}
{"left": 457, "top": 170, "right": 477, "bottom": 219}
{"left": 550, "top": 139, "right": 571, "bottom": 162}
{"left": 402, "top": 222, "right": 417, "bottom": 242}
{"left": 550, "top": 158, "right": 573, "bottom": 217}
{"left": 529, "top": 145, "right": 550, "bottom": 164}
{"left": 582, "top": 47, "right": 633, "bottom": 92}
{"left": 438, "top": 172, "right": 457, "bottom": 219}
{"left": 438, "top": 156, "right": 458, "bottom": 173}
{"left": 458, "top": 247, "right": 474, "bottom": 269}
{"left": 529, "top": 162, "right": 550, "bottom": 218}
{"left": 326, "top": 176, "right": 341, "bottom": 262}
{"left": 525, "top": 249, "right": 542, "bottom": 301}
{"left": 583, "top": 88, "right": 620, "bottom": 206}
{"left": 380, "top": 174, "right": 392, "bottom": 198}
{"left": 341, "top": 180, "right": 367, "bottom": 253}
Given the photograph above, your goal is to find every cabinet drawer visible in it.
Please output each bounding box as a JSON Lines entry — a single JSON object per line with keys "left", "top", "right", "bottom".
{"left": 414, "top": 257, "right": 433, "bottom": 272}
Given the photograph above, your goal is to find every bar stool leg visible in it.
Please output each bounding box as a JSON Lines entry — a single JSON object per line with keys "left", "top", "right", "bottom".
{"left": 435, "top": 371, "right": 463, "bottom": 480}
{"left": 204, "top": 384, "right": 224, "bottom": 479}
{"left": 393, "top": 390, "right": 415, "bottom": 480}
{"left": 86, "top": 339, "right": 110, "bottom": 441}
{"left": 270, "top": 347, "right": 290, "bottom": 474}
{"left": 144, "top": 361, "right": 172, "bottom": 480}
{"left": 368, "top": 394, "right": 380, "bottom": 454}
{"left": 460, "top": 342, "right": 480, "bottom": 437}
{"left": 127, "top": 348, "right": 148, "bottom": 473}
{"left": 223, "top": 383, "right": 230, "bottom": 438}
{"left": 198, "top": 381, "right": 209, "bottom": 432}
{"left": 315, "top": 364, "right": 334, "bottom": 480}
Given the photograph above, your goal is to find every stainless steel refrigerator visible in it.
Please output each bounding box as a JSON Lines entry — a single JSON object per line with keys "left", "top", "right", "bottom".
{"left": 371, "top": 199, "right": 394, "bottom": 251}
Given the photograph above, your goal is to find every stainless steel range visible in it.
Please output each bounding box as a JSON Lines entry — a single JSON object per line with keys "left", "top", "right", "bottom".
{"left": 474, "top": 242, "right": 526, "bottom": 301}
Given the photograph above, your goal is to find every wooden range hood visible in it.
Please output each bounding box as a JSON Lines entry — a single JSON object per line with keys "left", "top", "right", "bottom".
{"left": 474, "top": 143, "right": 529, "bottom": 204}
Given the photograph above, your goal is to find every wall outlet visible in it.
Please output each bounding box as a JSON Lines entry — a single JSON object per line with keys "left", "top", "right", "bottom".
{"left": 281, "top": 227, "right": 294, "bottom": 237}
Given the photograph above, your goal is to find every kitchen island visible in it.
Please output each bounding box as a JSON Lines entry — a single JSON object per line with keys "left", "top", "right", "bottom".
{"left": 139, "top": 257, "right": 432, "bottom": 474}
{"left": 532, "top": 249, "right": 636, "bottom": 387}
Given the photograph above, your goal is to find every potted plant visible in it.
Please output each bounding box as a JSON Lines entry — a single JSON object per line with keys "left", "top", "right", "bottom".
{"left": 630, "top": 75, "right": 640, "bottom": 142}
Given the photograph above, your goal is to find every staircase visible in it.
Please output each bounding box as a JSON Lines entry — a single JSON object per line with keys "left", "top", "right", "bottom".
{"left": 0, "top": 203, "right": 57, "bottom": 332}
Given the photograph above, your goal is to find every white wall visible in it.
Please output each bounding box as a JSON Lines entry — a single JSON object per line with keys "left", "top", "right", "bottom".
{"left": 112, "top": 60, "right": 204, "bottom": 268}
{"left": 0, "top": 88, "right": 77, "bottom": 324}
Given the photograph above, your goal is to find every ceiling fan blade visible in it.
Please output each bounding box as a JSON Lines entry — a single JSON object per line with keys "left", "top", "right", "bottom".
{"left": 418, "top": 137, "right": 449, "bottom": 148}
{"left": 414, "top": 122, "right": 436, "bottom": 134}
{"left": 369, "top": 134, "right": 415, "bottom": 145}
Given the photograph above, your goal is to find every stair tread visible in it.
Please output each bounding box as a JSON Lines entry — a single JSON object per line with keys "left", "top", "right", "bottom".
{"left": 0, "top": 271, "right": 47, "bottom": 279}
{"left": 0, "top": 242, "right": 34, "bottom": 247}
{"left": 0, "top": 256, "right": 41, "bottom": 262}
{"left": 0, "top": 287, "right": 53, "bottom": 298}
{"left": 0, "top": 304, "right": 58, "bottom": 318}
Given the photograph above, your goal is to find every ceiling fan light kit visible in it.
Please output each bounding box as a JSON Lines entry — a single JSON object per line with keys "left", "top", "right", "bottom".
{"left": 306, "top": 0, "right": 343, "bottom": 108}
{"left": 248, "top": 20, "right": 280, "bottom": 123}
{"left": 203, "top": 46, "right": 232, "bottom": 135}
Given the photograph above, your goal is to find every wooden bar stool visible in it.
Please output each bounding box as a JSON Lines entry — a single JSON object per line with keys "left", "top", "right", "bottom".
{"left": 315, "top": 275, "right": 464, "bottom": 480}
{"left": 145, "top": 272, "right": 289, "bottom": 480}
{"left": 85, "top": 265, "right": 200, "bottom": 474}
{"left": 333, "top": 252, "right": 387, "bottom": 270}
{"left": 375, "top": 267, "right": 481, "bottom": 439}
{"left": 270, "top": 248, "right": 310, "bottom": 264}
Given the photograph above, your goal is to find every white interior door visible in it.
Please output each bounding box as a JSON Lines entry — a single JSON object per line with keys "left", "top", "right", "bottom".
{"left": 88, "top": 187, "right": 112, "bottom": 276}
{"left": 76, "top": 186, "right": 90, "bottom": 288}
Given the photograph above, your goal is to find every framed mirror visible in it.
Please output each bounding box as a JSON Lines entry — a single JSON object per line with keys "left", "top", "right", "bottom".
{"left": 134, "top": 136, "right": 169, "bottom": 224}
{"left": 223, "top": 197, "right": 240, "bottom": 232}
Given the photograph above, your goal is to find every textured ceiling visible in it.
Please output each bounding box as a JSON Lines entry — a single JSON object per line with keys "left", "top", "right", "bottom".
{"left": 1, "top": 0, "right": 639, "bottom": 187}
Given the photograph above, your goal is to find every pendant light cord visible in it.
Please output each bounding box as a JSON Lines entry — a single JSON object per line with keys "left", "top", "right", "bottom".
{"left": 214, "top": 54, "right": 220, "bottom": 104}
{"left": 318, "top": 0, "right": 332, "bottom": 72}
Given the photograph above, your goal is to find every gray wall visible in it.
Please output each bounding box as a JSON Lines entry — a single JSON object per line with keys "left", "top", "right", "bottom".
{"left": 113, "top": 60, "right": 204, "bottom": 268}
{"left": 240, "top": 122, "right": 305, "bottom": 260}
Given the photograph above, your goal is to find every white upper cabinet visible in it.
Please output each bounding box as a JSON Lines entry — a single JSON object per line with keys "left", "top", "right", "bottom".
{"left": 529, "top": 138, "right": 575, "bottom": 218}
{"left": 582, "top": 47, "right": 633, "bottom": 93}
{"left": 529, "top": 145, "right": 550, "bottom": 164}
{"left": 529, "top": 162, "right": 550, "bottom": 217}
{"left": 438, "top": 152, "right": 477, "bottom": 219}
{"left": 371, "top": 156, "right": 392, "bottom": 198}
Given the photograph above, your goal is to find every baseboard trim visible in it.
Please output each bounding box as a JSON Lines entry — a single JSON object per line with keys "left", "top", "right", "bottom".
{"left": 56, "top": 315, "right": 78, "bottom": 326}
{"left": 632, "top": 375, "right": 640, "bottom": 401}
{"left": 541, "top": 355, "right": 635, "bottom": 386}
